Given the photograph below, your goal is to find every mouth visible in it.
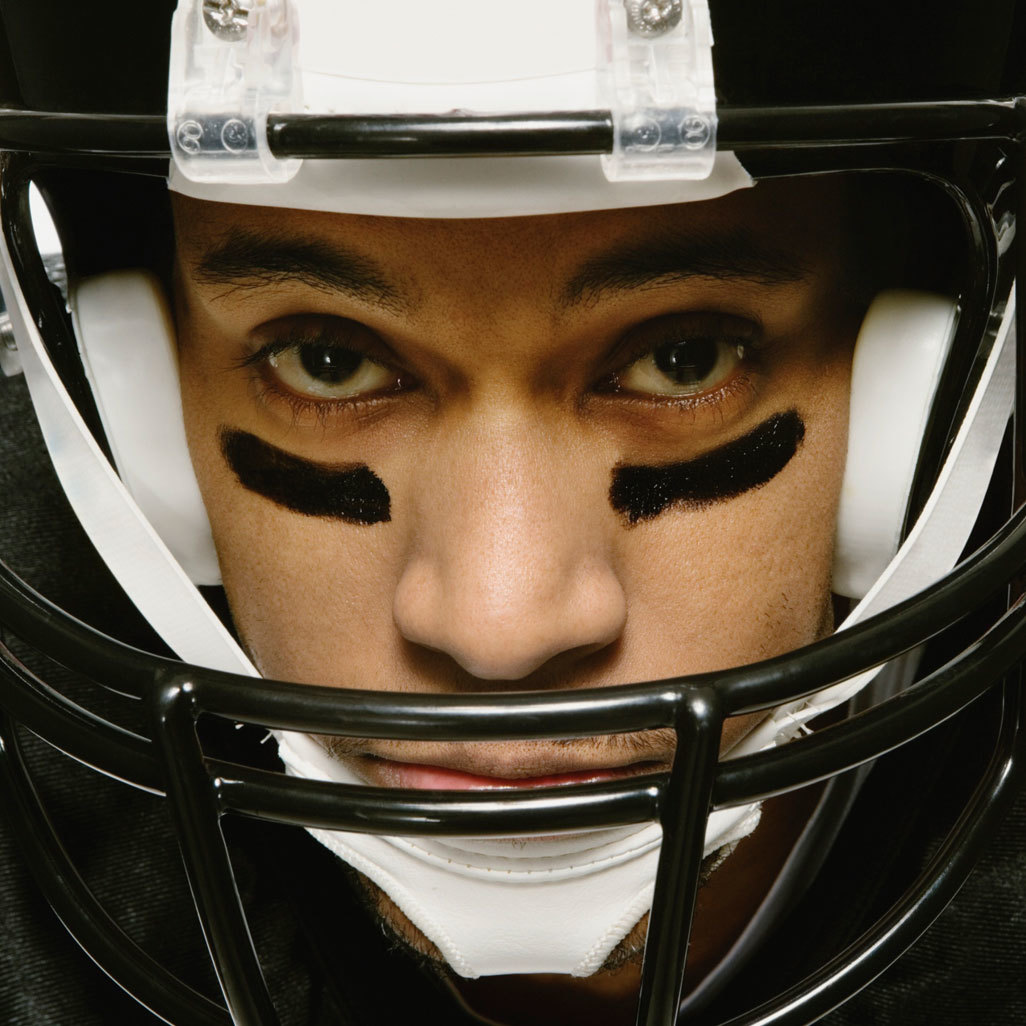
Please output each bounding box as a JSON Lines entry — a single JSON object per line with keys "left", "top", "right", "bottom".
{"left": 353, "top": 755, "right": 666, "bottom": 791}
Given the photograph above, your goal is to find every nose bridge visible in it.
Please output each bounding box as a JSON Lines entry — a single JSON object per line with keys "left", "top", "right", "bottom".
{"left": 393, "top": 406, "right": 626, "bottom": 681}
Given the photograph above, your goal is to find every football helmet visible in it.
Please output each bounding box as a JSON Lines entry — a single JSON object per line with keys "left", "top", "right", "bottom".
{"left": 0, "top": 2, "right": 1022, "bottom": 1024}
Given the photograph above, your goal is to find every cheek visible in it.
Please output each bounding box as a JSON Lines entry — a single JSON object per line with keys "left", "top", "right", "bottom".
{"left": 177, "top": 342, "right": 402, "bottom": 684}
{"left": 198, "top": 462, "right": 403, "bottom": 684}
{"left": 616, "top": 376, "right": 850, "bottom": 679}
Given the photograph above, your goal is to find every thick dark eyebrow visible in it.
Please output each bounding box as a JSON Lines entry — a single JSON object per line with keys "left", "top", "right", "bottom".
{"left": 192, "top": 229, "right": 412, "bottom": 314}
{"left": 561, "top": 228, "right": 812, "bottom": 309}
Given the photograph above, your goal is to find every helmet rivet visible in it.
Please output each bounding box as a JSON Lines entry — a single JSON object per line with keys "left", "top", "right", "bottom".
{"left": 221, "top": 118, "right": 251, "bottom": 152}
{"left": 176, "top": 119, "right": 204, "bottom": 154}
{"left": 625, "top": 0, "right": 683, "bottom": 37}
{"left": 203, "top": 0, "right": 251, "bottom": 41}
{"left": 679, "top": 113, "right": 711, "bottom": 149}
{"left": 627, "top": 115, "right": 662, "bottom": 150}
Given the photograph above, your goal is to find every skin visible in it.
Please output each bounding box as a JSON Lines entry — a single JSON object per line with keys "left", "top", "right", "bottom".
{"left": 171, "top": 178, "right": 862, "bottom": 1024}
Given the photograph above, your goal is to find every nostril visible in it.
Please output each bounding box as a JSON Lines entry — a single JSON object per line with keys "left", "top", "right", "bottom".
{"left": 393, "top": 559, "right": 627, "bottom": 681}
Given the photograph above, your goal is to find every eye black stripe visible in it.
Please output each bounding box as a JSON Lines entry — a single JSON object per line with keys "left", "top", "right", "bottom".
{"left": 220, "top": 428, "right": 391, "bottom": 524}
{"left": 609, "top": 410, "right": 805, "bottom": 525}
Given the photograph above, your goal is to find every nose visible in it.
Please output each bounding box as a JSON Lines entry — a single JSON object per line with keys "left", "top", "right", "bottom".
{"left": 392, "top": 412, "right": 626, "bottom": 681}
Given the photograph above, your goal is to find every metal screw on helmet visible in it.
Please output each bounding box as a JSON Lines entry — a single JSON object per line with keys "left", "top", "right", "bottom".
{"left": 176, "top": 120, "right": 204, "bottom": 155}
{"left": 624, "top": 0, "right": 683, "bottom": 37}
{"left": 202, "top": 0, "right": 250, "bottom": 41}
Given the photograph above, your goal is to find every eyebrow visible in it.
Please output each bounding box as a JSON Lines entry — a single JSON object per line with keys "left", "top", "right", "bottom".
{"left": 192, "top": 229, "right": 412, "bottom": 314}
{"left": 561, "top": 228, "right": 812, "bottom": 309}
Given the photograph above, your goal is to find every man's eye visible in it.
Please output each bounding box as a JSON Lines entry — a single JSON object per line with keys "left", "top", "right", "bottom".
{"left": 267, "top": 342, "right": 397, "bottom": 399}
{"left": 616, "top": 335, "right": 744, "bottom": 398}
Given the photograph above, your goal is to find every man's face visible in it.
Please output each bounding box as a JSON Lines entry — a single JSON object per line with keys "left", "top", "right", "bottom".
{"left": 171, "top": 178, "right": 858, "bottom": 982}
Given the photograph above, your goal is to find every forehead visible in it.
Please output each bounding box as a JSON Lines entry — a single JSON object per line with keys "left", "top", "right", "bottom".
{"left": 171, "top": 177, "right": 852, "bottom": 305}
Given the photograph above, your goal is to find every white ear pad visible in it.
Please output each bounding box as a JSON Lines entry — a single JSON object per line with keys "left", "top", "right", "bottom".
{"left": 71, "top": 270, "right": 221, "bottom": 585}
{"left": 833, "top": 289, "right": 958, "bottom": 599}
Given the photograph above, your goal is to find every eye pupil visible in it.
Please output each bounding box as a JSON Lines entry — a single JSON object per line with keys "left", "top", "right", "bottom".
{"left": 299, "top": 344, "right": 362, "bottom": 384}
{"left": 654, "top": 338, "right": 719, "bottom": 385}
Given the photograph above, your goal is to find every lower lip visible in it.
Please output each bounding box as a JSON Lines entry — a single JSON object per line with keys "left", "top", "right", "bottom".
{"left": 367, "top": 760, "right": 638, "bottom": 791}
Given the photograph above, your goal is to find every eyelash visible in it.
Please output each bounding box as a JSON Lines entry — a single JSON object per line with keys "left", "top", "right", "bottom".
{"left": 259, "top": 380, "right": 359, "bottom": 427}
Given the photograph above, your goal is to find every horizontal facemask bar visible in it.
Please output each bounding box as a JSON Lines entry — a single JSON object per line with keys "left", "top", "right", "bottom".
{"left": 1, "top": 686, "right": 1019, "bottom": 1026}
{"left": 0, "top": 100, "right": 1018, "bottom": 160}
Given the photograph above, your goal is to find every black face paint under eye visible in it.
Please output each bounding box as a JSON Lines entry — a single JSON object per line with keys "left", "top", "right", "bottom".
{"left": 610, "top": 410, "right": 806, "bottom": 525}
{"left": 220, "top": 428, "right": 391, "bottom": 524}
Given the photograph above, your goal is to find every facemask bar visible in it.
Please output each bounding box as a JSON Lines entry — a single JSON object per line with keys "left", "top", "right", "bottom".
{"left": 0, "top": 558, "right": 1023, "bottom": 1026}
{"left": 0, "top": 108, "right": 1024, "bottom": 1026}
{"left": 1, "top": 683, "right": 1020, "bottom": 1026}
{"left": 108, "top": 599, "right": 1026, "bottom": 1026}
{"left": 0, "top": 98, "right": 1018, "bottom": 162}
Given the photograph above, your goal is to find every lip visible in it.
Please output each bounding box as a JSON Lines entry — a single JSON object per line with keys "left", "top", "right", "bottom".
{"left": 356, "top": 756, "right": 664, "bottom": 791}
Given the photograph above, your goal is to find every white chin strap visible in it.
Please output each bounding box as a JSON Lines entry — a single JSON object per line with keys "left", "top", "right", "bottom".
{"left": 275, "top": 730, "right": 760, "bottom": 977}
{"left": 0, "top": 170, "right": 1016, "bottom": 977}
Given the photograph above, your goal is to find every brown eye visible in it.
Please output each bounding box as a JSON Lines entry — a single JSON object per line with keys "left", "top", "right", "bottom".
{"left": 267, "top": 342, "right": 396, "bottom": 399}
{"left": 297, "top": 343, "right": 364, "bottom": 385}
{"left": 618, "top": 335, "right": 743, "bottom": 397}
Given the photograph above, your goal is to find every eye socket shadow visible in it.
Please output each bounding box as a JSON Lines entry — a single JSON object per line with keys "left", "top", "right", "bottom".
{"left": 610, "top": 409, "right": 805, "bottom": 525}
{"left": 220, "top": 427, "right": 390, "bottom": 524}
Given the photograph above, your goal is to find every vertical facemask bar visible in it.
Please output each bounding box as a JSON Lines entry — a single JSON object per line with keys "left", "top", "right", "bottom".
{"left": 152, "top": 675, "right": 281, "bottom": 1026}
{"left": 636, "top": 687, "right": 722, "bottom": 1026}
{"left": 1016, "top": 137, "right": 1026, "bottom": 516}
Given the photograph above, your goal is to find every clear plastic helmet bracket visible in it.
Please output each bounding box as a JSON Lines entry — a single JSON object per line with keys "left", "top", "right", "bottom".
{"left": 598, "top": 0, "right": 717, "bottom": 181}
{"left": 167, "top": 0, "right": 717, "bottom": 187}
{"left": 168, "top": 0, "right": 302, "bottom": 184}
